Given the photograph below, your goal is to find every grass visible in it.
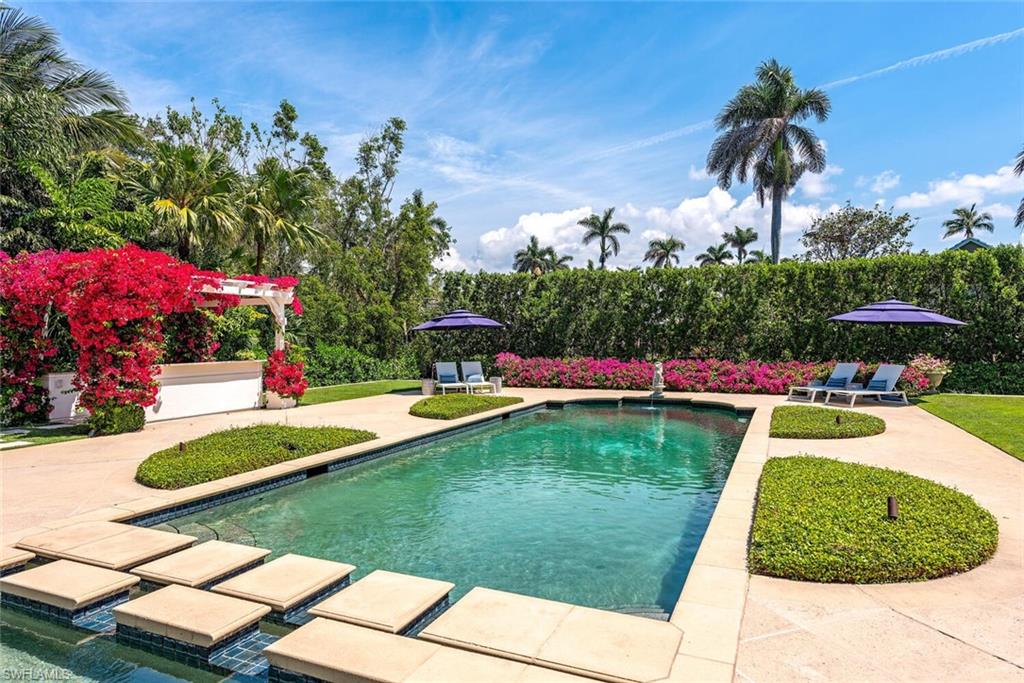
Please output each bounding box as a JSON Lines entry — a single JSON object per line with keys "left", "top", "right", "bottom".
{"left": 770, "top": 405, "right": 886, "bottom": 439}
{"left": 409, "top": 394, "right": 524, "bottom": 420}
{"left": 299, "top": 380, "right": 421, "bottom": 406}
{"left": 0, "top": 424, "right": 90, "bottom": 450}
{"left": 136, "top": 424, "right": 376, "bottom": 489}
{"left": 915, "top": 394, "right": 1024, "bottom": 462}
{"left": 749, "top": 456, "right": 998, "bottom": 583}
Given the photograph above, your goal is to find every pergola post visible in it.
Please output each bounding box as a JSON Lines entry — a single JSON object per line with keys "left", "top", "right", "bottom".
{"left": 198, "top": 277, "right": 295, "bottom": 353}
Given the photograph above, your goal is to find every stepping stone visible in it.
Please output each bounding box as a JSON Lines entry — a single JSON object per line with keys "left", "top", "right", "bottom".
{"left": 114, "top": 584, "right": 271, "bottom": 673}
{"left": 131, "top": 540, "right": 271, "bottom": 589}
{"left": 263, "top": 617, "right": 592, "bottom": 683}
{"left": 0, "top": 559, "right": 139, "bottom": 630}
{"left": 420, "top": 587, "right": 683, "bottom": 683}
{"left": 212, "top": 553, "right": 355, "bottom": 624}
{"left": 309, "top": 569, "right": 454, "bottom": 635}
{"left": 17, "top": 521, "right": 195, "bottom": 570}
{"left": 0, "top": 546, "right": 34, "bottom": 577}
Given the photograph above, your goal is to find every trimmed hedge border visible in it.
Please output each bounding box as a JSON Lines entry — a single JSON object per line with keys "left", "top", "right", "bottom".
{"left": 748, "top": 456, "right": 998, "bottom": 583}
{"left": 409, "top": 394, "right": 523, "bottom": 420}
{"left": 769, "top": 405, "right": 886, "bottom": 439}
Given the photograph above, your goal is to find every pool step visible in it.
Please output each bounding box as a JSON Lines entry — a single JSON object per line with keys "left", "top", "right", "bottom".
{"left": 0, "top": 560, "right": 139, "bottom": 632}
{"left": 131, "top": 540, "right": 270, "bottom": 590}
{"left": 264, "top": 617, "right": 594, "bottom": 683}
{"left": 211, "top": 553, "right": 355, "bottom": 625}
{"left": 113, "top": 583, "right": 274, "bottom": 676}
{"left": 420, "top": 587, "right": 683, "bottom": 683}
{"left": 309, "top": 569, "right": 454, "bottom": 636}
{"left": 16, "top": 521, "right": 195, "bottom": 571}
{"left": 0, "top": 546, "right": 34, "bottom": 577}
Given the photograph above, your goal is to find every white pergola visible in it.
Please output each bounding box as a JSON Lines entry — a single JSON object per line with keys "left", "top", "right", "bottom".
{"left": 198, "top": 277, "right": 295, "bottom": 351}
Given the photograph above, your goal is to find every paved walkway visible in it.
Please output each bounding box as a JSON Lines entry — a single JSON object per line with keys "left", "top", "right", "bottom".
{"left": 2, "top": 388, "right": 1021, "bottom": 682}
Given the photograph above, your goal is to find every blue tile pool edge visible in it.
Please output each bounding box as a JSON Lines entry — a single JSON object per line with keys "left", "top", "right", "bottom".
{"left": 126, "top": 397, "right": 752, "bottom": 529}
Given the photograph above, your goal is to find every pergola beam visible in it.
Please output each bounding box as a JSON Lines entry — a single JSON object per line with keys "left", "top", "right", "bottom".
{"left": 197, "top": 278, "right": 295, "bottom": 351}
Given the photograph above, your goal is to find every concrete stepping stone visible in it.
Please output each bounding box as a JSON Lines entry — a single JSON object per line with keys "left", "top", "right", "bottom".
{"left": 0, "top": 559, "right": 139, "bottom": 631}
{"left": 420, "top": 587, "right": 682, "bottom": 683}
{"left": 263, "top": 617, "right": 592, "bottom": 683}
{"left": 131, "top": 540, "right": 271, "bottom": 590}
{"left": 16, "top": 521, "right": 195, "bottom": 570}
{"left": 212, "top": 553, "right": 355, "bottom": 625}
{"left": 0, "top": 546, "right": 35, "bottom": 577}
{"left": 309, "top": 569, "right": 454, "bottom": 635}
{"left": 113, "top": 583, "right": 272, "bottom": 674}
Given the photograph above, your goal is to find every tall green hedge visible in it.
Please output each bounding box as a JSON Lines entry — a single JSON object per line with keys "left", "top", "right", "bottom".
{"left": 428, "top": 247, "right": 1023, "bottom": 366}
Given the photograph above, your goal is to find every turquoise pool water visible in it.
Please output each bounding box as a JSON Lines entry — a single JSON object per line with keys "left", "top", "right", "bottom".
{"left": 0, "top": 403, "right": 745, "bottom": 680}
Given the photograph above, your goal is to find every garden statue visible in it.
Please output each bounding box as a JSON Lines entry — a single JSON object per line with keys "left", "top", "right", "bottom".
{"left": 652, "top": 361, "right": 665, "bottom": 398}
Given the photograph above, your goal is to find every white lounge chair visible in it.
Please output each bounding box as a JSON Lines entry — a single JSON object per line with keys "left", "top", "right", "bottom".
{"left": 825, "top": 364, "right": 908, "bottom": 406}
{"left": 460, "top": 361, "right": 494, "bottom": 394}
{"left": 788, "top": 363, "right": 860, "bottom": 403}
{"left": 435, "top": 362, "right": 468, "bottom": 395}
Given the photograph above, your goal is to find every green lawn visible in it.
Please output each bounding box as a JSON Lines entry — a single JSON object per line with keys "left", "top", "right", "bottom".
{"left": 299, "top": 380, "right": 421, "bottom": 406}
{"left": 0, "top": 424, "right": 90, "bottom": 450}
{"left": 136, "top": 424, "right": 376, "bottom": 489}
{"left": 749, "top": 456, "right": 998, "bottom": 583}
{"left": 916, "top": 394, "right": 1024, "bottom": 462}
{"left": 770, "top": 405, "right": 886, "bottom": 439}
{"left": 409, "top": 394, "right": 524, "bottom": 420}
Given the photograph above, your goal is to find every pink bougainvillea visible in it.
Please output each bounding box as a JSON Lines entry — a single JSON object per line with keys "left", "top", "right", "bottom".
{"left": 264, "top": 349, "right": 308, "bottom": 399}
{"left": 494, "top": 354, "right": 931, "bottom": 395}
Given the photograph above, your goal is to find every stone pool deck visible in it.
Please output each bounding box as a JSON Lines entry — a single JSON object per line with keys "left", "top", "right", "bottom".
{"left": 1, "top": 388, "right": 1021, "bottom": 682}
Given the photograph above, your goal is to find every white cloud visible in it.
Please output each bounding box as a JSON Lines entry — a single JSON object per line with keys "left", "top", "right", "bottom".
{"left": 982, "top": 203, "right": 1016, "bottom": 220}
{"left": 798, "top": 165, "right": 844, "bottom": 199}
{"left": 687, "top": 165, "right": 712, "bottom": 181}
{"left": 870, "top": 170, "right": 901, "bottom": 193}
{"left": 894, "top": 164, "right": 1024, "bottom": 209}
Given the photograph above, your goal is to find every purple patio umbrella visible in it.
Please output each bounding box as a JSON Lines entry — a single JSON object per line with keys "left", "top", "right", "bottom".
{"left": 411, "top": 309, "right": 505, "bottom": 332}
{"left": 828, "top": 299, "right": 966, "bottom": 326}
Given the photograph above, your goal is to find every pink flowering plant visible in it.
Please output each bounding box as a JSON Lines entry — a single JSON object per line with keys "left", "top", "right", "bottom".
{"left": 264, "top": 349, "right": 308, "bottom": 399}
{"left": 909, "top": 353, "right": 952, "bottom": 376}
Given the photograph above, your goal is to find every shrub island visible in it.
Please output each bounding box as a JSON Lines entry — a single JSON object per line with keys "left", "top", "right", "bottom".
{"left": 770, "top": 405, "right": 886, "bottom": 439}
{"left": 409, "top": 394, "right": 524, "bottom": 420}
{"left": 136, "top": 424, "right": 376, "bottom": 489}
{"left": 749, "top": 456, "right": 998, "bottom": 583}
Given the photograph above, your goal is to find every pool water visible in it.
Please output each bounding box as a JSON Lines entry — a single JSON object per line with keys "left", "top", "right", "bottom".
{"left": 173, "top": 403, "right": 746, "bottom": 614}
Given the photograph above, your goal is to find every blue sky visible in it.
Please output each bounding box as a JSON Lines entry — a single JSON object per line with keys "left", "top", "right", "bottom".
{"left": 31, "top": 1, "right": 1024, "bottom": 269}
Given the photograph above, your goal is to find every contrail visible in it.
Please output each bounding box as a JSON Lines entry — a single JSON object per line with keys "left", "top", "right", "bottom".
{"left": 820, "top": 27, "right": 1024, "bottom": 89}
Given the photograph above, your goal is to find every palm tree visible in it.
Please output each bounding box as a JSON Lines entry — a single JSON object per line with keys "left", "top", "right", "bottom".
{"left": 745, "top": 249, "right": 771, "bottom": 264}
{"left": 0, "top": 5, "right": 139, "bottom": 147}
{"left": 695, "top": 243, "right": 735, "bottom": 267}
{"left": 243, "top": 157, "right": 321, "bottom": 275}
{"left": 514, "top": 236, "right": 549, "bottom": 275}
{"left": 722, "top": 226, "right": 758, "bottom": 264}
{"left": 707, "top": 59, "right": 830, "bottom": 263}
{"left": 1014, "top": 146, "right": 1023, "bottom": 230}
{"left": 578, "top": 207, "right": 630, "bottom": 269}
{"left": 123, "top": 143, "right": 240, "bottom": 262}
{"left": 544, "top": 250, "right": 573, "bottom": 271}
{"left": 942, "top": 203, "right": 994, "bottom": 240}
{"left": 644, "top": 237, "right": 685, "bottom": 268}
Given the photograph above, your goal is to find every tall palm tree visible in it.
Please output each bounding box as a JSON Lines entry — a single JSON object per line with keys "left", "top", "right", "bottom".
{"left": 707, "top": 59, "right": 830, "bottom": 263}
{"left": 942, "top": 203, "right": 994, "bottom": 240}
{"left": 513, "top": 235, "right": 549, "bottom": 275}
{"left": 695, "top": 243, "right": 735, "bottom": 267}
{"left": 722, "top": 226, "right": 758, "bottom": 264}
{"left": 745, "top": 249, "right": 771, "bottom": 264}
{"left": 1014, "top": 146, "right": 1023, "bottom": 230}
{"left": 0, "top": 5, "right": 139, "bottom": 147}
{"left": 123, "top": 143, "right": 240, "bottom": 263}
{"left": 644, "top": 237, "right": 685, "bottom": 268}
{"left": 544, "top": 250, "right": 573, "bottom": 271}
{"left": 578, "top": 207, "right": 630, "bottom": 269}
{"left": 243, "top": 157, "right": 321, "bottom": 275}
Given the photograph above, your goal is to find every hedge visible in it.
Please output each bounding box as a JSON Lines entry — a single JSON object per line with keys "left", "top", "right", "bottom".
{"left": 305, "top": 343, "right": 418, "bottom": 387}
{"left": 769, "top": 405, "right": 886, "bottom": 439}
{"left": 409, "top": 394, "right": 524, "bottom": 419}
{"left": 428, "top": 247, "right": 1023, "bottom": 367}
{"left": 942, "top": 362, "right": 1024, "bottom": 395}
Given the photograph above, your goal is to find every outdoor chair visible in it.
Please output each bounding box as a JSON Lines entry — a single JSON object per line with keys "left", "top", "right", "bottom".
{"left": 460, "top": 361, "right": 495, "bottom": 394}
{"left": 787, "top": 362, "right": 860, "bottom": 403}
{"left": 825, "top": 364, "right": 908, "bottom": 407}
{"left": 435, "top": 362, "right": 469, "bottom": 394}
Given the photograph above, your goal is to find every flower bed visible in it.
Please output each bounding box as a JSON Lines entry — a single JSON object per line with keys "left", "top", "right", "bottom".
{"left": 494, "top": 354, "right": 931, "bottom": 395}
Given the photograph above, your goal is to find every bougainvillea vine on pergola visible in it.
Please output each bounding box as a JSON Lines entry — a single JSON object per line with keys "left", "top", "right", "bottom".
{"left": 0, "top": 246, "right": 303, "bottom": 427}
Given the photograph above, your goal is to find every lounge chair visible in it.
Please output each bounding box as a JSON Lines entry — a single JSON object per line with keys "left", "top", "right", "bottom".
{"left": 460, "top": 361, "right": 494, "bottom": 394}
{"left": 434, "top": 362, "right": 468, "bottom": 395}
{"left": 825, "top": 364, "right": 908, "bottom": 406}
{"left": 788, "top": 363, "right": 860, "bottom": 403}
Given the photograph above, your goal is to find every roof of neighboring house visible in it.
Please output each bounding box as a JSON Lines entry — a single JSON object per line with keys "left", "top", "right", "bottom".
{"left": 947, "top": 237, "right": 992, "bottom": 252}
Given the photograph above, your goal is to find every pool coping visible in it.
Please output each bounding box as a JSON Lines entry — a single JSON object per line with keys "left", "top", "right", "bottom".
{"left": 11, "top": 393, "right": 766, "bottom": 682}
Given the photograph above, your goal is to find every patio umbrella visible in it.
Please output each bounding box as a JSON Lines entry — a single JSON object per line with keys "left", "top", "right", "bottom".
{"left": 828, "top": 299, "right": 966, "bottom": 326}
{"left": 411, "top": 309, "right": 505, "bottom": 332}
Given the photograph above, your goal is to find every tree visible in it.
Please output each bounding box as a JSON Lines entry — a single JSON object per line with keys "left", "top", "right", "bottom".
{"left": 746, "top": 249, "right": 771, "bottom": 264}
{"left": 644, "top": 237, "right": 684, "bottom": 268}
{"left": 122, "top": 143, "right": 240, "bottom": 263}
{"left": 722, "top": 226, "right": 758, "bottom": 264}
{"left": 578, "top": 207, "right": 630, "bottom": 269}
{"left": 801, "top": 203, "right": 914, "bottom": 261}
{"left": 707, "top": 59, "right": 830, "bottom": 263}
{"left": 514, "top": 236, "right": 552, "bottom": 275}
{"left": 545, "top": 250, "right": 573, "bottom": 271}
{"left": 242, "top": 158, "right": 320, "bottom": 275}
{"left": 1014, "top": 146, "right": 1023, "bottom": 230}
{"left": 942, "top": 203, "right": 994, "bottom": 240}
{"left": 695, "top": 243, "right": 735, "bottom": 266}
